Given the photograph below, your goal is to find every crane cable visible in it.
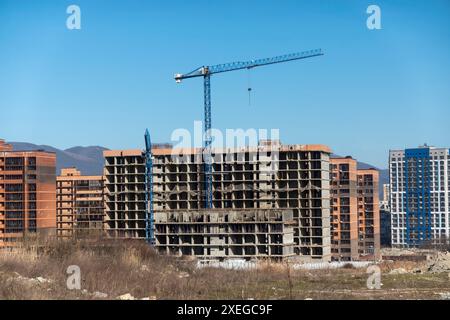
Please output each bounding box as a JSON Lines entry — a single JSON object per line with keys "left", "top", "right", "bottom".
{"left": 247, "top": 67, "right": 252, "bottom": 107}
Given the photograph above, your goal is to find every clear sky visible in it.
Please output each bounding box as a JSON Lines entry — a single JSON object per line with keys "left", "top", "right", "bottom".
{"left": 1, "top": 0, "right": 449, "bottom": 168}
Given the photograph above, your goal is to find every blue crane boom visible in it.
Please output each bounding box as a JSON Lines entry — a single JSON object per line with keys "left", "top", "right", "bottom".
{"left": 174, "top": 49, "right": 324, "bottom": 209}
{"left": 144, "top": 128, "right": 155, "bottom": 245}
{"left": 175, "top": 49, "right": 323, "bottom": 81}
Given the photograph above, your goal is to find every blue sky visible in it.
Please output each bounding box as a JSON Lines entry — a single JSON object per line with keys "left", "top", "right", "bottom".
{"left": 0, "top": 0, "right": 449, "bottom": 168}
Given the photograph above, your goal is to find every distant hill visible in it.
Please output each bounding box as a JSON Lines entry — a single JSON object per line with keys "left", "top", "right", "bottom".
{"left": 8, "top": 143, "right": 389, "bottom": 195}
{"left": 9, "top": 142, "right": 108, "bottom": 176}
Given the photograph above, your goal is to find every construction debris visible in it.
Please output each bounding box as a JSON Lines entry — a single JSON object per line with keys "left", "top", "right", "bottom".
{"left": 92, "top": 291, "right": 108, "bottom": 299}
{"left": 426, "top": 252, "right": 450, "bottom": 273}
{"left": 8, "top": 273, "right": 54, "bottom": 285}
{"left": 178, "top": 271, "right": 190, "bottom": 279}
{"left": 36, "top": 276, "right": 53, "bottom": 284}
{"left": 117, "top": 293, "right": 135, "bottom": 300}
{"left": 389, "top": 268, "right": 408, "bottom": 275}
{"left": 439, "top": 292, "right": 450, "bottom": 300}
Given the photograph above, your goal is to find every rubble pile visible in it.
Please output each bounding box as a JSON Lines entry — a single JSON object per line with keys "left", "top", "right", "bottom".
{"left": 427, "top": 252, "right": 450, "bottom": 273}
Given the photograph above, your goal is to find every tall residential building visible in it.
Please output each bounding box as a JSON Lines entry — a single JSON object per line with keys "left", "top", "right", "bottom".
{"left": 390, "top": 146, "right": 450, "bottom": 247}
{"left": 0, "top": 139, "right": 56, "bottom": 247}
{"left": 330, "top": 158, "right": 359, "bottom": 261}
{"left": 380, "top": 183, "right": 390, "bottom": 211}
{"left": 380, "top": 184, "right": 392, "bottom": 247}
{"left": 103, "top": 142, "right": 331, "bottom": 262}
{"left": 330, "top": 157, "right": 380, "bottom": 261}
{"left": 380, "top": 209, "right": 392, "bottom": 247}
{"left": 56, "top": 168, "right": 105, "bottom": 238}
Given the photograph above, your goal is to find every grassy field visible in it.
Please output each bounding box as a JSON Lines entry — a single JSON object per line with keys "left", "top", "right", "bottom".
{"left": 1, "top": 238, "right": 449, "bottom": 300}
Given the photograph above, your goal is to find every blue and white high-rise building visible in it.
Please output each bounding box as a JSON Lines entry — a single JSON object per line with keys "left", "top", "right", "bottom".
{"left": 389, "top": 146, "right": 450, "bottom": 247}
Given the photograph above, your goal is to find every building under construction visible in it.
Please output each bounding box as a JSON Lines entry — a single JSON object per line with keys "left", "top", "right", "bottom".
{"left": 330, "top": 157, "right": 380, "bottom": 261}
{"left": 0, "top": 139, "right": 56, "bottom": 247}
{"left": 155, "top": 209, "right": 295, "bottom": 260}
{"left": 104, "top": 141, "right": 332, "bottom": 262}
{"left": 56, "top": 168, "right": 104, "bottom": 238}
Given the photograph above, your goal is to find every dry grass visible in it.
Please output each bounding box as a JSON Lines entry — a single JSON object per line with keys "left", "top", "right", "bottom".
{"left": 1, "top": 237, "right": 450, "bottom": 300}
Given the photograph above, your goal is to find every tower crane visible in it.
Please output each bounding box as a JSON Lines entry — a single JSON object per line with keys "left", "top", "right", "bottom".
{"left": 144, "top": 128, "right": 155, "bottom": 245}
{"left": 174, "top": 49, "right": 324, "bottom": 209}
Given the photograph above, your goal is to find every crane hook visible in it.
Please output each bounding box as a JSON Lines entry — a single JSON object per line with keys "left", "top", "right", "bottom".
{"left": 247, "top": 68, "right": 252, "bottom": 106}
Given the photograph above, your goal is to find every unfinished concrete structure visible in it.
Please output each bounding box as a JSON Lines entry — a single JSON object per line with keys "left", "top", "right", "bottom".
{"left": 103, "top": 149, "right": 146, "bottom": 239}
{"left": 155, "top": 209, "right": 295, "bottom": 259}
{"left": 104, "top": 141, "right": 331, "bottom": 261}
{"left": 0, "top": 139, "right": 56, "bottom": 247}
{"left": 56, "top": 168, "right": 104, "bottom": 238}
{"left": 330, "top": 157, "right": 381, "bottom": 261}
{"left": 357, "top": 168, "right": 380, "bottom": 259}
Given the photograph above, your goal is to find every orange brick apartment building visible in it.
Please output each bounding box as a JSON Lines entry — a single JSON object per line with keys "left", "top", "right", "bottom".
{"left": 0, "top": 139, "right": 56, "bottom": 247}
{"left": 330, "top": 157, "right": 380, "bottom": 261}
{"left": 56, "top": 168, "right": 104, "bottom": 238}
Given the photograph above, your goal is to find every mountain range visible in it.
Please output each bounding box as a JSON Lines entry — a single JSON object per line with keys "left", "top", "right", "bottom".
{"left": 9, "top": 142, "right": 108, "bottom": 176}
{"left": 8, "top": 142, "right": 389, "bottom": 194}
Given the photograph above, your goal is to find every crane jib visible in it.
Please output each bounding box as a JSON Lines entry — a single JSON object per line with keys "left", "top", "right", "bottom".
{"left": 175, "top": 49, "right": 324, "bottom": 80}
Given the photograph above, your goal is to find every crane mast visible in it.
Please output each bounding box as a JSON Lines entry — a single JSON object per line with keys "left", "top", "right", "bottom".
{"left": 174, "top": 49, "right": 324, "bottom": 209}
{"left": 144, "top": 129, "right": 155, "bottom": 245}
